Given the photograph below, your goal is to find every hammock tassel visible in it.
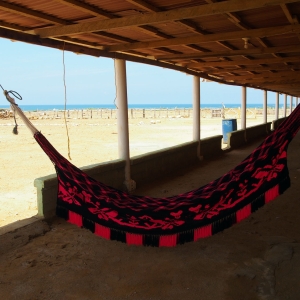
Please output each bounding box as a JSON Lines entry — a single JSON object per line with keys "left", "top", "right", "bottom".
{"left": 265, "top": 185, "right": 280, "bottom": 203}
{"left": 68, "top": 211, "right": 83, "bottom": 227}
{"left": 236, "top": 204, "right": 252, "bottom": 223}
{"left": 159, "top": 234, "right": 178, "bottom": 247}
{"left": 126, "top": 233, "right": 143, "bottom": 246}
{"left": 95, "top": 224, "right": 111, "bottom": 240}
{"left": 194, "top": 225, "right": 212, "bottom": 241}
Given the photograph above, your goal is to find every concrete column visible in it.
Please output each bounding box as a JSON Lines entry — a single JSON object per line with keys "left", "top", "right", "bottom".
{"left": 115, "top": 59, "right": 136, "bottom": 191}
{"left": 241, "top": 86, "right": 246, "bottom": 130}
{"left": 296, "top": 97, "right": 299, "bottom": 106}
{"left": 193, "top": 76, "right": 201, "bottom": 158}
{"left": 263, "top": 90, "right": 267, "bottom": 124}
{"left": 275, "top": 92, "right": 279, "bottom": 120}
{"left": 290, "top": 96, "right": 293, "bottom": 114}
{"left": 283, "top": 94, "right": 287, "bottom": 118}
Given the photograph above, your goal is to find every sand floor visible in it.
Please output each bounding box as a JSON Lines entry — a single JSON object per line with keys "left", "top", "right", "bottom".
{"left": 0, "top": 127, "right": 299, "bottom": 300}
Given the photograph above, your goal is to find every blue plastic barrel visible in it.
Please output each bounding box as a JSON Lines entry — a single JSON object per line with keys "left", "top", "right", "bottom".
{"left": 222, "top": 119, "right": 237, "bottom": 143}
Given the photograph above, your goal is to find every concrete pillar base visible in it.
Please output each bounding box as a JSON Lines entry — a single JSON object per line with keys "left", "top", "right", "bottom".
{"left": 124, "top": 179, "right": 136, "bottom": 192}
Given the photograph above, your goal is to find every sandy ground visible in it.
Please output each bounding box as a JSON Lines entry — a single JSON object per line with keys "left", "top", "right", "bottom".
{"left": 0, "top": 119, "right": 299, "bottom": 300}
{"left": 0, "top": 107, "right": 271, "bottom": 227}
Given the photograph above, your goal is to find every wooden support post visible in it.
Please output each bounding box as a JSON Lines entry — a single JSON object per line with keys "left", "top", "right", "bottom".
{"left": 283, "top": 94, "right": 287, "bottom": 118}
{"left": 115, "top": 59, "right": 136, "bottom": 191}
{"left": 193, "top": 76, "right": 201, "bottom": 158}
{"left": 275, "top": 92, "right": 279, "bottom": 120}
{"left": 241, "top": 86, "right": 246, "bottom": 130}
{"left": 263, "top": 90, "right": 267, "bottom": 124}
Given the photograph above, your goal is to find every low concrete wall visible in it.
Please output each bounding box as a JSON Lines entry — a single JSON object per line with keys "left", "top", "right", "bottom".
{"left": 272, "top": 117, "right": 287, "bottom": 130}
{"left": 228, "top": 122, "right": 271, "bottom": 149}
{"left": 246, "top": 122, "right": 271, "bottom": 143}
{"left": 131, "top": 141, "right": 199, "bottom": 186}
{"left": 34, "top": 136, "right": 225, "bottom": 218}
{"left": 34, "top": 159, "right": 125, "bottom": 218}
{"left": 200, "top": 135, "right": 223, "bottom": 158}
{"left": 228, "top": 129, "right": 246, "bottom": 149}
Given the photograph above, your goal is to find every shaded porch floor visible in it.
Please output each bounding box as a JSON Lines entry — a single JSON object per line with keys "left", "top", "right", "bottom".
{"left": 0, "top": 132, "right": 299, "bottom": 300}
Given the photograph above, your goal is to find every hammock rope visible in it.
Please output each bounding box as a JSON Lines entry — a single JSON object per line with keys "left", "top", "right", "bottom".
{"left": 2, "top": 87, "right": 300, "bottom": 247}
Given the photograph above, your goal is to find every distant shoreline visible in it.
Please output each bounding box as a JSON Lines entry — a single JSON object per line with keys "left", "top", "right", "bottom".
{"left": 0, "top": 103, "right": 282, "bottom": 111}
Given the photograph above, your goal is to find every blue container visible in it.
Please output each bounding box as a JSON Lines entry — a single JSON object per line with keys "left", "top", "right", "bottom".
{"left": 222, "top": 119, "right": 237, "bottom": 143}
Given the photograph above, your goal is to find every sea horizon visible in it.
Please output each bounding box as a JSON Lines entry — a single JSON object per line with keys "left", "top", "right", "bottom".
{"left": 0, "top": 103, "right": 283, "bottom": 111}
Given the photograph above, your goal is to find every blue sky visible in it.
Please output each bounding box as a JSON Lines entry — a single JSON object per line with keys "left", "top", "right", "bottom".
{"left": 0, "top": 38, "right": 285, "bottom": 106}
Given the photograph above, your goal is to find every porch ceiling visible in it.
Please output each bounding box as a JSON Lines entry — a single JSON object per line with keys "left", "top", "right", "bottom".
{"left": 1, "top": 0, "right": 300, "bottom": 96}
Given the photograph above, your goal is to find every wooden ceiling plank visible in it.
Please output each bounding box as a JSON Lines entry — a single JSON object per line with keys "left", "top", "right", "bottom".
{"left": 0, "top": 0, "right": 69, "bottom": 24}
{"left": 0, "top": 20, "right": 27, "bottom": 32}
{"left": 224, "top": 70, "right": 300, "bottom": 80}
{"left": 207, "top": 64, "right": 300, "bottom": 74}
{"left": 157, "top": 44, "right": 300, "bottom": 60}
{"left": 186, "top": 56, "right": 300, "bottom": 67}
{"left": 55, "top": 0, "right": 116, "bottom": 19}
{"left": 105, "top": 24, "right": 300, "bottom": 52}
{"left": 126, "top": 0, "right": 160, "bottom": 12}
{"left": 236, "top": 78, "right": 300, "bottom": 84}
{"left": 30, "top": 0, "right": 300, "bottom": 37}
{"left": 281, "top": 3, "right": 296, "bottom": 24}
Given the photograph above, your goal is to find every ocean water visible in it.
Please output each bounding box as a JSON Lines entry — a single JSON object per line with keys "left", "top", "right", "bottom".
{"left": 0, "top": 103, "right": 277, "bottom": 111}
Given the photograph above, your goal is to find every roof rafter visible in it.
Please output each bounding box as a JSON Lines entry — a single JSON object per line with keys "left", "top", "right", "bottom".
{"left": 54, "top": 0, "right": 116, "bottom": 19}
{"left": 207, "top": 64, "right": 300, "bottom": 74}
{"left": 29, "top": 0, "right": 299, "bottom": 37}
{"left": 105, "top": 24, "right": 300, "bottom": 52}
{"left": 157, "top": 44, "right": 300, "bottom": 60}
{"left": 186, "top": 56, "right": 300, "bottom": 68}
{"left": 0, "top": 0, "right": 70, "bottom": 24}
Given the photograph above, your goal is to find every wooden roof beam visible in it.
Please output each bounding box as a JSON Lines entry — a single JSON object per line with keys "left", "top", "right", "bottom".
{"left": 207, "top": 64, "right": 300, "bottom": 74}
{"left": 105, "top": 24, "right": 300, "bottom": 52}
{"left": 126, "top": 0, "right": 160, "bottom": 13}
{"left": 55, "top": 0, "right": 116, "bottom": 19}
{"left": 235, "top": 78, "right": 300, "bottom": 84}
{"left": 30, "top": 0, "right": 300, "bottom": 37}
{"left": 224, "top": 70, "right": 300, "bottom": 80}
{"left": 0, "top": 0, "right": 69, "bottom": 24}
{"left": 281, "top": 3, "right": 298, "bottom": 24}
{"left": 157, "top": 44, "right": 300, "bottom": 60}
{"left": 186, "top": 56, "right": 300, "bottom": 67}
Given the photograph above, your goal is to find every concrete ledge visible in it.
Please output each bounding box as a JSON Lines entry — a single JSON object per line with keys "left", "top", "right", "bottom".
{"left": 228, "top": 129, "right": 246, "bottom": 149}
{"left": 34, "top": 159, "right": 125, "bottom": 218}
{"left": 200, "top": 135, "right": 223, "bottom": 158}
{"left": 228, "top": 123, "right": 271, "bottom": 149}
{"left": 246, "top": 122, "right": 271, "bottom": 143}
{"left": 31, "top": 135, "right": 232, "bottom": 219}
{"left": 131, "top": 141, "right": 199, "bottom": 186}
{"left": 272, "top": 117, "right": 287, "bottom": 130}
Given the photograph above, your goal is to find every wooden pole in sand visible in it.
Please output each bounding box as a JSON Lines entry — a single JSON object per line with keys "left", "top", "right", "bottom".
{"left": 263, "top": 90, "right": 267, "bottom": 124}
{"left": 283, "top": 94, "right": 287, "bottom": 118}
{"left": 275, "top": 92, "right": 279, "bottom": 120}
{"left": 115, "top": 59, "right": 135, "bottom": 191}
{"left": 241, "top": 86, "right": 246, "bottom": 130}
{"left": 193, "top": 76, "right": 201, "bottom": 158}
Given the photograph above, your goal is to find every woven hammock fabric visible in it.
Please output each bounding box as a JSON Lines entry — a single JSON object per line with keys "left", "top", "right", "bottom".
{"left": 33, "top": 105, "right": 300, "bottom": 247}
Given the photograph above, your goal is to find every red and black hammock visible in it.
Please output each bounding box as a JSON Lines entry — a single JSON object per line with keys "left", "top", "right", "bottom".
{"left": 31, "top": 104, "right": 300, "bottom": 247}
{"left": 3, "top": 86, "right": 300, "bottom": 247}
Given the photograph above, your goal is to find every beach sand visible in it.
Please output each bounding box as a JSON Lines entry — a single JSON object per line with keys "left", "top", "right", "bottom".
{"left": 0, "top": 108, "right": 277, "bottom": 227}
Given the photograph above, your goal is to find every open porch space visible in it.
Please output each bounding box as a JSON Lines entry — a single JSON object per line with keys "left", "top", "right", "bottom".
{"left": 1, "top": 131, "right": 299, "bottom": 300}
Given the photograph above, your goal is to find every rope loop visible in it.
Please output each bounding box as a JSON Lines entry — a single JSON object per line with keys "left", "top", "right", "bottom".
{"left": 1, "top": 84, "right": 22, "bottom": 134}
